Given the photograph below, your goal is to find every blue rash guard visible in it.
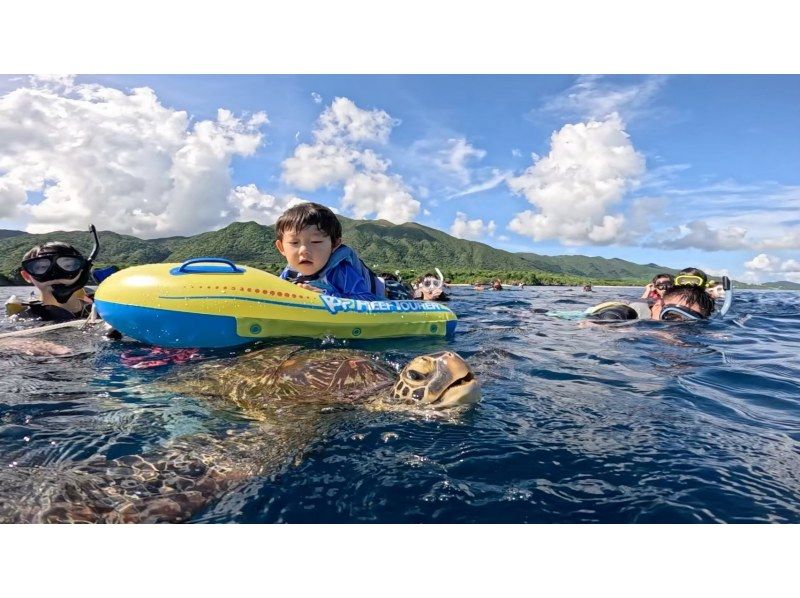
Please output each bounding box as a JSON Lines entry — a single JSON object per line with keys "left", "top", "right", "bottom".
{"left": 279, "top": 244, "right": 383, "bottom": 301}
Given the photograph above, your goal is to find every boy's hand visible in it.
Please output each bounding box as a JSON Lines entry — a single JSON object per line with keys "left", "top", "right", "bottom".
{"left": 296, "top": 282, "right": 323, "bottom": 293}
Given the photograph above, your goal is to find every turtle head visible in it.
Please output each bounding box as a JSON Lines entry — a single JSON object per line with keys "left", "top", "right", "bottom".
{"left": 392, "top": 351, "right": 480, "bottom": 409}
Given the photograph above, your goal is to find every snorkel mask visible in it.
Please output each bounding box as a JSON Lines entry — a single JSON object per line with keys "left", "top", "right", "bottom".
{"left": 659, "top": 305, "right": 707, "bottom": 321}
{"left": 21, "top": 225, "right": 100, "bottom": 304}
{"left": 674, "top": 274, "right": 705, "bottom": 286}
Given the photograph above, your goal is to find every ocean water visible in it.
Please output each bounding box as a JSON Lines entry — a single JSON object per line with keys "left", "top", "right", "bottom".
{"left": 1, "top": 284, "right": 799, "bottom": 523}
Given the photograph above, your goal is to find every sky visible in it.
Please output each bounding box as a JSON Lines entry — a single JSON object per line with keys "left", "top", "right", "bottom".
{"left": 1, "top": 73, "right": 798, "bottom": 283}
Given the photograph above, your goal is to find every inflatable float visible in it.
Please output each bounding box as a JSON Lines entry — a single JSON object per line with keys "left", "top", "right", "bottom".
{"left": 94, "top": 259, "right": 457, "bottom": 348}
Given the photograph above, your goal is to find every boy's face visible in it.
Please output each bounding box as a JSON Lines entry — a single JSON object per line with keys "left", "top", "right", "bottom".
{"left": 275, "top": 225, "right": 341, "bottom": 276}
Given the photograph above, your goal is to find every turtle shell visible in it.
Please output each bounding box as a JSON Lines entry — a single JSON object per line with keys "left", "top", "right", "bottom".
{"left": 163, "top": 345, "right": 396, "bottom": 412}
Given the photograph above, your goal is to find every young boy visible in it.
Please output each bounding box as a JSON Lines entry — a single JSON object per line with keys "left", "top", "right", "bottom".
{"left": 274, "top": 202, "right": 384, "bottom": 300}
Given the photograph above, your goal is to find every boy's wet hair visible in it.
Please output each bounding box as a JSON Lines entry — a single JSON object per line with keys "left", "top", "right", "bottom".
{"left": 662, "top": 284, "right": 715, "bottom": 317}
{"left": 275, "top": 202, "right": 342, "bottom": 241}
{"left": 22, "top": 241, "right": 83, "bottom": 262}
{"left": 651, "top": 273, "right": 674, "bottom": 284}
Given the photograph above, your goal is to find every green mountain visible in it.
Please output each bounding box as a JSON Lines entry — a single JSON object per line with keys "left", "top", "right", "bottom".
{"left": 516, "top": 252, "right": 677, "bottom": 281}
{"left": 0, "top": 229, "right": 25, "bottom": 240}
{"left": 754, "top": 280, "right": 800, "bottom": 290}
{"left": 0, "top": 218, "right": 793, "bottom": 288}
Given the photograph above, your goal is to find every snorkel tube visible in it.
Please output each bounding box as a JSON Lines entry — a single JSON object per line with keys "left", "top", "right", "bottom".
{"left": 51, "top": 224, "right": 99, "bottom": 304}
{"left": 716, "top": 276, "right": 732, "bottom": 319}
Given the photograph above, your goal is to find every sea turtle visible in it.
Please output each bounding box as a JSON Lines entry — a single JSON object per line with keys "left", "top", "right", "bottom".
{"left": 0, "top": 345, "right": 479, "bottom": 523}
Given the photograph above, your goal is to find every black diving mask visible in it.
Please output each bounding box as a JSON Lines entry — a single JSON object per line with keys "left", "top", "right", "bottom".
{"left": 22, "top": 254, "right": 88, "bottom": 282}
{"left": 22, "top": 225, "right": 100, "bottom": 304}
{"left": 659, "top": 305, "right": 707, "bottom": 321}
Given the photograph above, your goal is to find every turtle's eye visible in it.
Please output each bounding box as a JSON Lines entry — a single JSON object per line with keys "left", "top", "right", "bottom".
{"left": 406, "top": 370, "right": 424, "bottom": 381}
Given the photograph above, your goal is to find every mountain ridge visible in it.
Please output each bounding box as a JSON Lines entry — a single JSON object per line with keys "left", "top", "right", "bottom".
{"left": 0, "top": 220, "right": 795, "bottom": 289}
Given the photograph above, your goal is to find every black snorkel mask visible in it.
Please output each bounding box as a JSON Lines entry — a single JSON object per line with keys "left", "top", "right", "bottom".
{"left": 21, "top": 225, "right": 100, "bottom": 304}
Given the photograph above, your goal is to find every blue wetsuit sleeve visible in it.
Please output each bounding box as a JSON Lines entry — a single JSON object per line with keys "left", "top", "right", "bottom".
{"left": 325, "top": 262, "right": 379, "bottom": 300}
{"left": 278, "top": 266, "right": 290, "bottom": 280}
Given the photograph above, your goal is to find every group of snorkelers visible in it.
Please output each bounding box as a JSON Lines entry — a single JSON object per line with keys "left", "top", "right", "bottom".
{"left": 587, "top": 268, "right": 730, "bottom": 323}
{"left": 4, "top": 201, "right": 732, "bottom": 330}
{"left": 473, "top": 279, "right": 503, "bottom": 291}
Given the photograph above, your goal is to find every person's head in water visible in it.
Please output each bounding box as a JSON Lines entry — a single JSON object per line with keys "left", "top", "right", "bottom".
{"left": 19, "top": 241, "right": 92, "bottom": 312}
{"left": 642, "top": 273, "right": 674, "bottom": 300}
{"left": 674, "top": 267, "right": 708, "bottom": 288}
{"left": 651, "top": 284, "right": 715, "bottom": 321}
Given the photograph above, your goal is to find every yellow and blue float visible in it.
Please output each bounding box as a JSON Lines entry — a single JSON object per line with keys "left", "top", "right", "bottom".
{"left": 94, "top": 258, "right": 457, "bottom": 348}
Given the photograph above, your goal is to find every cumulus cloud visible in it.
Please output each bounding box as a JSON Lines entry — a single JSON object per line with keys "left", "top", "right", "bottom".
{"left": 227, "top": 185, "right": 306, "bottom": 225}
{"left": 449, "top": 211, "right": 496, "bottom": 241}
{"left": 281, "top": 97, "right": 419, "bottom": 224}
{"left": 342, "top": 172, "right": 420, "bottom": 223}
{"left": 743, "top": 253, "right": 800, "bottom": 283}
{"left": 315, "top": 97, "right": 396, "bottom": 145}
{"left": 282, "top": 97, "right": 398, "bottom": 190}
{"left": 311, "top": 92, "right": 322, "bottom": 104}
{"left": 281, "top": 143, "right": 358, "bottom": 190}
{"left": 0, "top": 80, "right": 268, "bottom": 237}
{"left": 507, "top": 113, "right": 645, "bottom": 246}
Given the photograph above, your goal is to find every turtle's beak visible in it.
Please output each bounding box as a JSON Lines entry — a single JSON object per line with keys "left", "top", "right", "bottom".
{"left": 415, "top": 351, "right": 480, "bottom": 409}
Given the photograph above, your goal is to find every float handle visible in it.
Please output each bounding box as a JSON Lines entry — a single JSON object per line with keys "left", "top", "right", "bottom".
{"left": 177, "top": 258, "right": 244, "bottom": 273}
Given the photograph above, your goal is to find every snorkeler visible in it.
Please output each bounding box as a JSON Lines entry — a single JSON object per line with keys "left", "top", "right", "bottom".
{"left": 6, "top": 225, "right": 101, "bottom": 322}
{"left": 641, "top": 273, "right": 674, "bottom": 302}
{"left": 414, "top": 271, "right": 450, "bottom": 301}
{"left": 650, "top": 284, "right": 716, "bottom": 321}
{"left": 587, "top": 282, "right": 725, "bottom": 323}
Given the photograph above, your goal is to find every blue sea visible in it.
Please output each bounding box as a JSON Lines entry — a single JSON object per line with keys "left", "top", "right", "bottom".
{"left": 1, "top": 284, "right": 799, "bottom": 523}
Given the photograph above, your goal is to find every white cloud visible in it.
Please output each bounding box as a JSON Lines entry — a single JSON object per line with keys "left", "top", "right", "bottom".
{"left": 228, "top": 185, "right": 306, "bottom": 225}
{"left": 281, "top": 98, "right": 397, "bottom": 190}
{"left": 658, "top": 220, "right": 751, "bottom": 251}
{"left": 449, "top": 168, "right": 510, "bottom": 199}
{"left": 449, "top": 211, "right": 496, "bottom": 240}
{"left": 281, "top": 97, "right": 419, "bottom": 223}
{"left": 511, "top": 148, "right": 522, "bottom": 158}
{"left": 745, "top": 253, "right": 782, "bottom": 271}
{"left": 642, "top": 181, "right": 800, "bottom": 251}
{"left": 311, "top": 92, "right": 322, "bottom": 104}
{"left": 342, "top": 172, "right": 420, "bottom": 223}
{"left": 436, "top": 138, "right": 486, "bottom": 184}
{"left": 539, "top": 75, "right": 668, "bottom": 121}
{"left": 743, "top": 253, "right": 800, "bottom": 284}
{"left": 507, "top": 113, "right": 645, "bottom": 245}
{"left": 758, "top": 229, "right": 800, "bottom": 250}
{"left": 281, "top": 143, "right": 358, "bottom": 190}
{"left": 0, "top": 81, "right": 268, "bottom": 237}
{"left": 315, "top": 97, "right": 396, "bottom": 145}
